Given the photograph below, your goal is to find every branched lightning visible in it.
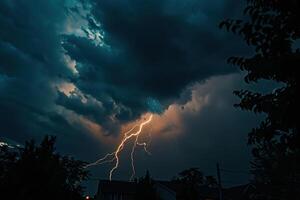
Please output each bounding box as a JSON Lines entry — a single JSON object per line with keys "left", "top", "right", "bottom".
{"left": 85, "top": 114, "right": 153, "bottom": 181}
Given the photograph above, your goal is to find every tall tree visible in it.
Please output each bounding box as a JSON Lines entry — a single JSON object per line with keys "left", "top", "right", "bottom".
{"left": 177, "top": 168, "right": 204, "bottom": 186}
{"left": 220, "top": 0, "right": 299, "bottom": 199}
{"left": 0, "top": 136, "right": 88, "bottom": 200}
{"left": 173, "top": 168, "right": 206, "bottom": 200}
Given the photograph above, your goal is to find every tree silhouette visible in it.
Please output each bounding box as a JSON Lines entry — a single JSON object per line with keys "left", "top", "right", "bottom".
{"left": 0, "top": 136, "right": 88, "bottom": 200}
{"left": 172, "top": 168, "right": 218, "bottom": 200}
{"left": 176, "top": 168, "right": 203, "bottom": 200}
{"left": 220, "top": 0, "right": 299, "bottom": 199}
{"left": 136, "top": 170, "right": 160, "bottom": 200}
{"left": 177, "top": 168, "right": 204, "bottom": 186}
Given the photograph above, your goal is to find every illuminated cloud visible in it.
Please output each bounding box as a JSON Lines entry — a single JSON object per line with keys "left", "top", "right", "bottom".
{"left": 0, "top": 0, "right": 258, "bottom": 188}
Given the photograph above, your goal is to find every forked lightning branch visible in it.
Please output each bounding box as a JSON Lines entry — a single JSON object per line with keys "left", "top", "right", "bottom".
{"left": 85, "top": 114, "right": 153, "bottom": 181}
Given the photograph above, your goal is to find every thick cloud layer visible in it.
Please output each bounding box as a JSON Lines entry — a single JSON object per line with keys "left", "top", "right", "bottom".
{"left": 61, "top": 0, "right": 247, "bottom": 131}
{"left": 86, "top": 73, "right": 261, "bottom": 194}
{"left": 0, "top": 0, "right": 260, "bottom": 192}
{"left": 0, "top": 0, "right": 103, "bottom": 155}
{"left": 0, "top": 0, "right": 246, "bottom": 138}
{"left": 0, "top": 0, "right": 67, "bottom": 139}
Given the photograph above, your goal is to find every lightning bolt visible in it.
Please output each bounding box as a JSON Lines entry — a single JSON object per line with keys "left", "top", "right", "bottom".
{"left": 85, "top": 114, "right": 153, "bottom": 181}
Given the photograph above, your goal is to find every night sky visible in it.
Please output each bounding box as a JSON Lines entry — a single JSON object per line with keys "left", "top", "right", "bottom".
{"left": 0, "top": 0, "right": 263, "bottom": 194}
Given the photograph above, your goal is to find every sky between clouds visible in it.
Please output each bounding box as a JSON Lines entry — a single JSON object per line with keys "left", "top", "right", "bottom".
{"left": 0, "top": 0, "right": 262, "bottom": 192}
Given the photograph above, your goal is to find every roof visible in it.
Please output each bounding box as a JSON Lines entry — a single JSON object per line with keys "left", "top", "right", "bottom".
{"left": 197, "top": 186, "right": 219, "bottom": 198}
{"left": 224, "top": 184, "right": 255, "bottom": 200}
{"left": 156, "top": 181, "right": 182, "bottom": 192}
{"left": 157, "top": 181, "right": 219, "bottom": 199}
{"left": 98, "top": 180, "right": 138, "bottom": 194}
{"left": 97, "top": 179, "right": 220, "bottom": 199}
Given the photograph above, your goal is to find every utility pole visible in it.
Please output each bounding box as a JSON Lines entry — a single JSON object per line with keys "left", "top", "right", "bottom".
{"left": 216, "top": 163, "right": 223, "bottom": 200}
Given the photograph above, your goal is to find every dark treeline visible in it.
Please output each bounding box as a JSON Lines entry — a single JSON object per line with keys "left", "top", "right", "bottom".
{"left": 0, "top": 137, "right": 218, "bottom": 200}
{"left": 0, "top": 136, "right": 88, "bottom": 200}
{"left": 220, "top": 0, "right": 299, "bottom": 199}
{"left": 129, "top": 168, "right": 219, "bottom": 200}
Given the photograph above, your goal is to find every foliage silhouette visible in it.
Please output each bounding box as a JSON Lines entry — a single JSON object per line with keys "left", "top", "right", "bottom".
{"left": 172, "top": 168, "right": 218, "bottom": 200}
{"left": 0, "top": 136, "right": 88, "bottom": 200}
{"left": 136, "top": 170, "right": 161, "bottom": 200}
{"left": 220, "top": 0, "right": 299, "bottom": 199}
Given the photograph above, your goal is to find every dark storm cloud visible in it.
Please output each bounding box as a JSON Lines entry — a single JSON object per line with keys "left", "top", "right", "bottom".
{"left": 0, "top": 0, "right": 250, "bottom": 156}
{"left": 0, "top": 0, "right": 96, "bottom": 152}
{"left": 0, "top": 0, "right": 262, "bottom": 192}
{"left": 62, "top": 0, "right": 247, "bottom": 125}
{"left": 88, "top": 74, "right": 262, "bottom": 191}
{"left": 131, "top": 74, "right": 261, "bottom": 184}
{"left": 0, "top": 0, "right": 249, "bottom": 143}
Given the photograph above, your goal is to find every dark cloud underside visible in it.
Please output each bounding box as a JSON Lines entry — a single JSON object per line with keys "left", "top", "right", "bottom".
{"left": 60, "top": 0, "right": 248, "bottom": 127}
{"left": 0, "top": 0, "right": 259, "bottom": 192}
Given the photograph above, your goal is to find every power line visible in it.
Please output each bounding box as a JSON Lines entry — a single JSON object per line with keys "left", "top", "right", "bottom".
{"left": 220, "top": 168, "right": 251, "bottom": 175}
{"left": 86, "top": 178, "right": 101, "bottom": 181}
